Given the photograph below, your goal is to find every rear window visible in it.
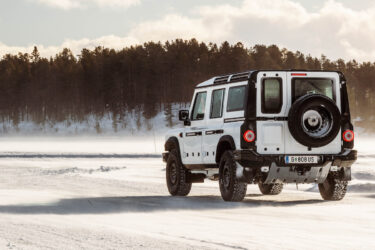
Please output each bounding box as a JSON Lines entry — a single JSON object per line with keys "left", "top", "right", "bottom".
{"left": 227, "top": 86, "right": 246, "bottom": 112}
{"left": 292, "top": 78, "right": 334, "bottom": 103}
{"left": 262, "top": 78, "right": 282, "bottom": 113}
{"left": 210, "top": 88, "right": 225, "bottom": 118}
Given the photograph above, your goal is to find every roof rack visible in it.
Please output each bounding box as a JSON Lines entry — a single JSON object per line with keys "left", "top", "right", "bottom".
{"left": 213, "top": 71, "right": 251, "bottom": 85}
{"left": 213, "top": 75, "right": 230, "bottom": 84}
{"left": 229, "top": 72, "right": 250, "bottom": 83}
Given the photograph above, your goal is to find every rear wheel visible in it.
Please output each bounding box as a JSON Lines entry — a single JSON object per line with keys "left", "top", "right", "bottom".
{"left": 219, "top": 151, "right": 247, "bottom": 202}
{"left": 258, "top": 183, "right": 283, "bottom": 195}
{"left": 318, "top": 172, "right": 347, "bottom": 200}
{"left": 166, "top": 149, "right": 191, "bottom": 196}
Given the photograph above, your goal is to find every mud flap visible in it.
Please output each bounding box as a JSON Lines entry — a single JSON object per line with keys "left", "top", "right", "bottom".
{"left": 235, "top": 162, "right": 254, "bottom": 183}
{"left": 263, "top": 162, "right": 332, "bottom": 184}
{"left": 342, "top": 167, "right": 351, "bottom": 181}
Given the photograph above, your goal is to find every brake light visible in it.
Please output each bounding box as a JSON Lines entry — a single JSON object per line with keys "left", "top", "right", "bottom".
{"left": 291, "top": 73, "right": 307, "bottom": 76}
{"left": 343, "top": 130, "right": 354, "bottom": 142}
{"left": 243, "top": 130, "right": 256, "bottom": 142}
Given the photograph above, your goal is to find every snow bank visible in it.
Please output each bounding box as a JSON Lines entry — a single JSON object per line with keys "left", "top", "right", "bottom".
{"left": 0, "top": 103, "right": 188, "bottom": 136}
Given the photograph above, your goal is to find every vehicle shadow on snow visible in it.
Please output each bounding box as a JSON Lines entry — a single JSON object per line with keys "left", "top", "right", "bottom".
{"left": 0, "top": 195, "right": 325, "bottom": 215}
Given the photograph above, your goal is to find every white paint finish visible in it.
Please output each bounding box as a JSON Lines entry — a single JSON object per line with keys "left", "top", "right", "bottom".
{"left": 257, "top": 122, "right": 285, "bottom": 154}
{"left": 284, "top": 71, "right": 341, "bottom": 114}
{"left": 182, "top": 88, "right": 209, "bottom": 164}
{"left": 202, "top": 82, "right": 246, "bottom": 164}
{"left": 169, "top": 70, "right": 347, "bottom": 165}
{"left": 202, "top": 126, "right": 222, "bottom": 164}
{"left": 283, "top": 71, "right": 342, "bottom": 154}
{"left": 284, "top": 128, "right": 342, "bottom": 154}
{"left": 202, "top": 86, "right": 224, "bottom": 164}
{"left": 222, "top": 121, "right": 242, "bottom": 150}
{"left": 195, "top": 77, "right": 215, "bottom": 88}
{"left": 256, "top": 71, "right": 287, "bottom": 154}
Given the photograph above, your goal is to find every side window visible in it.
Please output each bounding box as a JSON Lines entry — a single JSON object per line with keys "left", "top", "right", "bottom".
{"left": 262, "top": 78, "right": 282, "bottom": 113}
{"left": 227, "top": 85, "right": 246, "bottom": 112}
{"left": 210, "top": 89, "right": 225, "bottom": 118}
{"left": 191, "top": 92, "right": 207, "bottom": 120}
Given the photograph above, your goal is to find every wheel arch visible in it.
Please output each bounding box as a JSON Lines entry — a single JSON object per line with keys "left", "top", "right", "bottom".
{"left": 165, "top": 136, "right": 182, "bottom": 158}
{"left": 215, "top": 135, "right": 236, "bottom": 163}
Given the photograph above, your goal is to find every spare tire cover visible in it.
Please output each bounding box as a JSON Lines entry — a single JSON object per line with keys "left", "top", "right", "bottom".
{"left": 288, "top": 94, "right": 341, "bottom": 148}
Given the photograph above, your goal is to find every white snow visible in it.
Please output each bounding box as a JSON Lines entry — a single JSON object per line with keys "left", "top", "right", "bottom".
{"left": 0, "top": 136, "right": 374, "bottom": 249}
{"left": 0, "top": 103, "right": 187, "bottom": 136}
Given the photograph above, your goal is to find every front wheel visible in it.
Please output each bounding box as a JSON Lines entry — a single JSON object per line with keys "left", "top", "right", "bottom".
{"left": 166, "top": 149, "right": 192, "bottom": 196}
{"left": 318, "top": 172, "right": 347, "bottom": 200}
{"left": 219, "top": 151, "right": 247, "bottom": 202}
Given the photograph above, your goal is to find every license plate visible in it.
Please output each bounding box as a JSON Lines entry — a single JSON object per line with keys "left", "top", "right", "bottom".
{"left": 285, "top": 155, "right": 318, "bottom": 164}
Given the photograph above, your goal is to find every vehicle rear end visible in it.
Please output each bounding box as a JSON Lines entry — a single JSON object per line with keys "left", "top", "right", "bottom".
{"left": 236, "top": 70, "right": 356, "bottom": 199}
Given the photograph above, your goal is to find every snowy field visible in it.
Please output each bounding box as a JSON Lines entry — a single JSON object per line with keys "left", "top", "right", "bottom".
{"left": 0, "top": 136, "right": 374, "bottom": 249}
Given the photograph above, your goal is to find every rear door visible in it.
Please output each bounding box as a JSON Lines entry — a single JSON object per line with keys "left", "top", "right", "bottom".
{"left": 202, "top": 87, "right": 225, "bottom": 164}
{"left": 256, "top": 71, "right": 287, "bottom": 154}
{"left": 284, "top": 71, "right": 341, "bottom": 154}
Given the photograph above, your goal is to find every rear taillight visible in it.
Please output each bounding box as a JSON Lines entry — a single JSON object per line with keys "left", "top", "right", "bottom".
{"left": 343, "top": 130, "right": 354, "bottom": 142}
{"left": 243, "top": 130, "right": 256, "bottom": 142}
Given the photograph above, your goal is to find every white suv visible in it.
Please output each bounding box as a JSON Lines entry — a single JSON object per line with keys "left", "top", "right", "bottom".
{"left": 163, "top": 70, "right": 357, "bottom": 201}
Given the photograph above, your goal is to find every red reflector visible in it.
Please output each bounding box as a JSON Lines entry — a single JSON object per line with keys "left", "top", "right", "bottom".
{"left": 291, "top": 73, "right": 307, "bottom": 76}
{"left": 243, "top": 130, "right": 256, "bottom": 143}
{"left": 343, "top": 130, "right": 354, "bottom": 142}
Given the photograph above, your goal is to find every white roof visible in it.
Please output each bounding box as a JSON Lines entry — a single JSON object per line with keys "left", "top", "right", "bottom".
{"left": 196, "top": 77, "right": 216, "bottom": 88}
{"left": 195, "top": 70, "right": 253, "bottom": 88}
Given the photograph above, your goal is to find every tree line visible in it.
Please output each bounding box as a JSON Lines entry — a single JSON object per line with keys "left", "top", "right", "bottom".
{"left": 0, "top": 39, "right": 374, "bottom": 131}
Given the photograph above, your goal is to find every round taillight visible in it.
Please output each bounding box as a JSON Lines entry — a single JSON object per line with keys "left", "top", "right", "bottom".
{"left": 243, "top": 130, "right": 256, "bottom": 142}
{"left": 343, "top": 130, "right": 354, "bottom": 142}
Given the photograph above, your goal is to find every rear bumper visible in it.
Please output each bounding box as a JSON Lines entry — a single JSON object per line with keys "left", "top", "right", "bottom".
{"left": 233, "top": 149, "right": 357, "bottom": 168}
{"left": 234, "top": 149, "right": 356, "bottom": 184}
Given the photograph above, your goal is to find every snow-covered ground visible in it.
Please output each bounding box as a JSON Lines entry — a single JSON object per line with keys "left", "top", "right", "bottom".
{"left": 0, "top": 136, "right": 374, "bottom": 249}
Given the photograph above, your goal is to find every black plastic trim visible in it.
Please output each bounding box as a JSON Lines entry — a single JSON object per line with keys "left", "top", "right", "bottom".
{"left": 185, "top": 164, "right": 218, "bottom": 170}
{"left": 340, "top": 79, "right": 354, "bottom": 149}
{"left": 164, "top": 137, "right": 182, "bottom": 161}
{"left": 257, "top": 117, "right": 288, "bottom": 121}
{"left": 233, "top": 149, "right": 357, "bottom": 168}
{"left": 215, "top": 135, "right": 236, "bottom": 163}
{"left": 224, "top": 117, "right": 245, "bottom": 123}
{"left": 241, "top": 74, "right": 257, "bottom": 150}
{"left": 185, "top": 131, "right": 202, "bottom": 137}
{"left": 205, "top": 129, "right": 224, "bottom": 135}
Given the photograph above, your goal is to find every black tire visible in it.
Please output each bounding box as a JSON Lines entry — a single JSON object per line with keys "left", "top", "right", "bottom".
{"left": 219, "top": 151, "right": 247, "bottom": 202}
{"left": 318, "top": 172, "right": 348, "bottom": 200}
{"left": 288, "top": 94, "right": 341, "bottom": 148}
{"left": 166, "top": 149, "right": 192, "bottom": 196}
{"left": 258, "top": 183, "right": 283, "bottom": 195}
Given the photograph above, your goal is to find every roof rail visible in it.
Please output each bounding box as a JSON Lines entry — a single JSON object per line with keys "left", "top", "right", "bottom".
{"left": 229, "top": 72, "right": 250, "bottom": 83}
{"left": 213, "top": 75, "right": 230, "bottom": 84}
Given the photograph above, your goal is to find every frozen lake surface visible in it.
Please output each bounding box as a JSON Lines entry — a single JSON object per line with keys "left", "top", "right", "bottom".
{"left": 0, "top": 136, "right": 374, "bottom": 249}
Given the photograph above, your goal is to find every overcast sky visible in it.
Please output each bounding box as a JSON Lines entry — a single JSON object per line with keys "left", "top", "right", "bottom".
{"left": 1, "top": 0, "right": 374, "bottom": 61}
